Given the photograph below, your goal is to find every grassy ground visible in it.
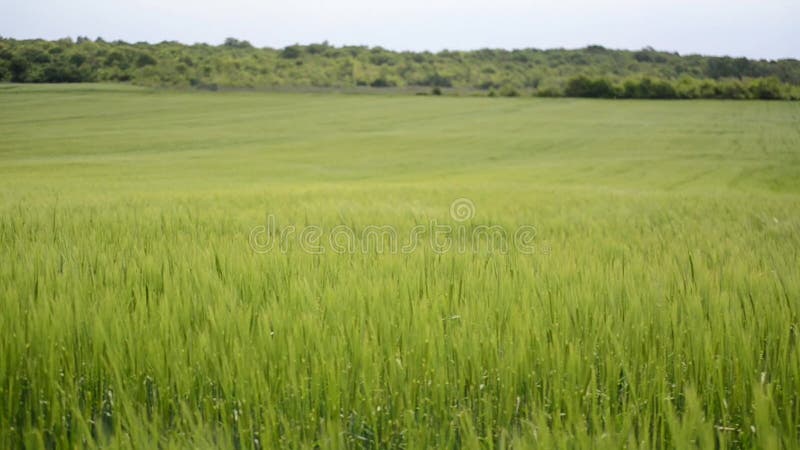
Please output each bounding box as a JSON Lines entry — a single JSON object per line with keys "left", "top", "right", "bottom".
{"left": 1, "top": 84, "right": 799, "bottom": 449}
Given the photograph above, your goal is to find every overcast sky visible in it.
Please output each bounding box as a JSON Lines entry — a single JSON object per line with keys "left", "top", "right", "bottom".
{"left": 2, "top": 0, "right": 798, "bottom": 59}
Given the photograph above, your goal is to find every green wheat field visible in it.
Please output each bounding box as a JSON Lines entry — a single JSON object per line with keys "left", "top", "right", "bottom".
{"left": 1, "top": 84, "right": 799, "bottom": 449}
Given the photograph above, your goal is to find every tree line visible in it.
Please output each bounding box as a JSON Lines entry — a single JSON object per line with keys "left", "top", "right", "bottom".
{"left": 1, "top": 37, "right": 798, "bottom": 99}
{"left": 562, "top": 75, "right": 789, "bottom": 100}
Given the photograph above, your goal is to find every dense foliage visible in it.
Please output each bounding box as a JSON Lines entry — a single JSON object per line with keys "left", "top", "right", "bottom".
{"left": 1, "top": 37, "right": 799, "bottom": 98}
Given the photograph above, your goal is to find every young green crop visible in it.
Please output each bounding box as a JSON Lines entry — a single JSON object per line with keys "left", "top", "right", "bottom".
{"left": 0, "top": 84, "right": 799, "bottom": 449}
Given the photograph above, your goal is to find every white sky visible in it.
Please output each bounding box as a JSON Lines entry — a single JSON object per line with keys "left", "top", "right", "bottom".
{"left": 2, "top": 0, "right": 798, "bottom": 59}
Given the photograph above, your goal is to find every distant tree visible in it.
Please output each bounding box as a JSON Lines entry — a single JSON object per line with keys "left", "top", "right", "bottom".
{"left": 135, "top": 53, "right": 157, "bottom": 68}
{"left": 774, "top": 60, "right": 800, "bottom": 84}
{"left": 369, "top": 50, "right": 394, "bottom": 66}
{"left": 0, "top": 45, "right": 11, "bottom": 61}
{"left": 281, "top": 45, "right": 302, "bottom": 59}
{"left": 222, "top": 38, "right": 252, "bottom": 49}
{"left": 306, "top": 41, "right": 331, "bottom": 55}
{"left": 633, "top": 51, "right": 653, "bottom": 63}
{"left": 105, "top": 51, "right": 129, "bottom": 69}
{"left": 410, "top": 53, "right": 427, "bottom": 63}
{"left": 22, "top": 48, "right": 51, "bottom": 64}
{"left": 68, "top": 53, "right": 86, "bottom": 66}
{"left": 9, "top": 56, "right": 29, "bottom": 82}
{"left": 510, "top": 50, "right": 529, "bottom": 63}
{"left": 707, "top": 57, "right": 760, "bottom": 80}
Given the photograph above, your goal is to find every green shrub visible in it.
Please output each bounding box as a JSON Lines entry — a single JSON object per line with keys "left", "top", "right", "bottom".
{"left": 369, "top": 77, "right": 394, "bottom": 88}
{"left": 565, "top": 75, "right": 617, "bottom": 98}
{"left": 749, "top": 77, "right": 783, "bottom": 100}
{"left": 621, "top": 77, "right": 677, "bottom": 99}
{"left": 717, "top": 80, "right": 749, "bottom": 99}
{"left": 498, "top": 84, "right": 520, "bottom": 97}
{"left": 535, "top": 86, "right": 563, "bottom": 97}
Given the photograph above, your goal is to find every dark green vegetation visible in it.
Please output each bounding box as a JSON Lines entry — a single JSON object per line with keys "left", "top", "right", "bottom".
{"left": 1, "top": 37, "right": 799, "bottom": 99}
{"left": 1, "top": 85, "right": 799, "bottom": 449}
{"left": 563, "top": 74, "right": 791, "bottom": 100}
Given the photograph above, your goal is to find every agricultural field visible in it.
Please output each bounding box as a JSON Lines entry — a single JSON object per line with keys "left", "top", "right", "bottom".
{"left": 0, "top": 84, "right": 799, "bottom": 449}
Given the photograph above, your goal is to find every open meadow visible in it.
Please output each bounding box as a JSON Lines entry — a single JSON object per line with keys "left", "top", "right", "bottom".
{"left": 1, "top": 84, "right": 799, "bottom": 449}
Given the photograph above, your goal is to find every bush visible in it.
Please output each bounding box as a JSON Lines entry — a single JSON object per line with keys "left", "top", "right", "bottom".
{"left": 717, "top": 80, "right": 749, "bottom": 99}
{"left": 621, "top": 77, "right": 677, "bottom": 99}
{"left": 369, "top": 77, "right": 395, "bottom": 88}
{"left": 423, "top": 73, "right": 452, "bottom": 87}
{"left": 565, "top": 76, "right": 616, "bottom": 98}
{"left": 749, "top": 77, "right": 783, "bottom": 100}
{"left": 369, "top": 51, "right": 394, "bottom": 66}
{"left": 477, "top": 80, "right": 500, "bottom": 90}
{"left": 648, "top": 78, "right": 678, "bottom": 99}
{"left": 696, "top": 80, "right": 719, "bottom": 99}
{"left": 498, "top": 84, "right": 520, "bottom": 97}
{"left": 535, "top": 86, "right": 563, "bottom": 97}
